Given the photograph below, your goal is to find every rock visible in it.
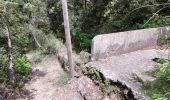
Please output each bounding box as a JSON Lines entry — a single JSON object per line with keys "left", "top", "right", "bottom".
{"left": 102, "top": 93, "right": 122, "bottom": 100}
{"left": 54, "top": 76, "right": 105, "bottom": 100}
{"left": 77, "top": 77, "right": 103, "bottom": 100}
{"left": 54, "top": 90, "right": 84, "bottom": 100}
{"left": 102, "top": 96, "right": 110, "bottom": 100}
{"left": 69, "top": 76, "right": 103, "bottom": 100}
{"left": 109, "top": 92, "right": 122, "bottom": 100}
{"left": 79, "top": 51, "right": 91, "bottom": 64}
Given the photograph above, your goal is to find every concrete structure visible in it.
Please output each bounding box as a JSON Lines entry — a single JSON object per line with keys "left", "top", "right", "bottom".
{"left": 91, "top": 27, "right": 170, "bottom": 60}
{"left": 87, "top": 27, "right": 170, "bottom": 100}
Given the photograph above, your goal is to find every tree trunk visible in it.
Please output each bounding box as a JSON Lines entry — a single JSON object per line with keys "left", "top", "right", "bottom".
{"left": 29, "top": 23, "right": 42, "bottom": 48}
{"left": 61, "top": 0, "right": 75, "bottom": 77}
{"left": 4, "top": 21, "right": 16, "bottom": 87}
{"left": 84, "top": 0, "right": 87, "bottom": 9}
{"left": 27, "top": 8, "right": 42, "bottom": 48}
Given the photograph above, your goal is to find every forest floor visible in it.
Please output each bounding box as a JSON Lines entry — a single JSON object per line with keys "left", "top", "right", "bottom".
{"left": 16, "top": 53, "right": 66, "bottom": 100}
{"left": 15, "top": 52, "right": 120, "bottom": 100}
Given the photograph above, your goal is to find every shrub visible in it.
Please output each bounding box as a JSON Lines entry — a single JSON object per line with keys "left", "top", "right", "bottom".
{"left": 0, "top": 53, "right": 32, "bottom": 82}
{"left": 32, "top": 31, "right": 62, "bottom": 54}
{"left": 141, "top": 59, "right": 170, "bottom": 100}
{"left": 32, "top": 49, "right": 45, "bottom": 62}
{"left": 57, "top": 72, "right": 71, "bottom": 86}
{"left": 14, "top": 53, "right": 32, "bottom": 76}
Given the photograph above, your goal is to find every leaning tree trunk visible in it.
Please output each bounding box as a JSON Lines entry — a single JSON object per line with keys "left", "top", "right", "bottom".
{"left": 23, "top": 0, "right": 42, "bottom": 48}
{"left": 4, "top": 21, "right": 16, "bottom": 87}
{"left": 29, "top": 23, "right": 42, "bottom": 48}
{"left": 61, "top": 0, "right": 75, "bottom": 77}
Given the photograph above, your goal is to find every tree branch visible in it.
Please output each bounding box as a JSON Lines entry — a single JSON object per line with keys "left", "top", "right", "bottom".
{"left": 124, "top": 3, "right": 170, "bottom": 20}
{"left": 143, "top": 6, "right": 167, "bottom": 27}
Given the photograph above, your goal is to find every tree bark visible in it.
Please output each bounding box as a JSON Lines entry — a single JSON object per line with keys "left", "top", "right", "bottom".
{"left": 4, "top": 21, "right": 16, "bottom": 87}
{"left": 84, "top": 0, "right": 87, "bottom": 9}
{"left": 29, "top": 23, "right": 42, "bottom": 48}
{"left": 61, "top": 0, "right": 75, "bottom": 77}
{"left": 27, "top": 8, "right": 42, "bottom": 48}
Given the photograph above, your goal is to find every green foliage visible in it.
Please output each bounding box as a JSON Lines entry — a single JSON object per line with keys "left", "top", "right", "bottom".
{"left": 14, "top": 53, "right": 32, "bottom": 76}
{"left": 0, "top": 55, "right": 8, "bottom": 83}
{"left": 1, "top": 53, "right": 32, "bottom": 76}
{"left": 80, "top": 67, "right": 123, "bottom": 96}
{"left": 102, "top": 81, "right": 121, "bottom": 96}
{"left": 32, "top": 49, "right": 53, "bottom": 63}
{"left": 141, "top": 60, "right": 170, "bottom": 100}
{"left": 32, "top": 49, "right": 45, "bottom": 62}
{"left": 0, "top": 0, "right": 35, "bottom": 53}
{"left": 72, "top": 27, "right": 96, "bottom": 51}
{"left": 47, "top": 0, "right": 170, "bottom": 51}
{"left": 138, "top": 15, "right": 170, "bottom": 28}
{"left": 33, "top": 32, "right": 63, "bottom": 55}
{"left": 0, "top": 54, "right": 32, "bottom": 93}
{"left": 0, "top": 52, "right": 32, "bottom": 88}
{"left": 85, "top": 67, "right": 103, "bottom": 85}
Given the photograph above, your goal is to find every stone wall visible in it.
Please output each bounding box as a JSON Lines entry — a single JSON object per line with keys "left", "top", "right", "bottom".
{"left": 91, "top": 27, "right": 170, "bottom": 60}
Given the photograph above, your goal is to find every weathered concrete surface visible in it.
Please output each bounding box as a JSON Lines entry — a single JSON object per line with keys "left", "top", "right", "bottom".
{"left": 87, "top": 49, "right": 169, "bottom": 100}
{"left": 91, "top": 27, "right": 170, "bottom": 60}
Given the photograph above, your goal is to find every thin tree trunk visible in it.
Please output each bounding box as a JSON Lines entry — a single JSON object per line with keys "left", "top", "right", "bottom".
{"left": 23, "top": 0, "right": 42, "bottom": 48}
{"left": 4, "top": 21, "right": 16, "bottom": 87}
{"left": 29, "top": 23, "right": 42, "bottom": 48}
{"left": 28, "top": 8, "right": 42, "bottom": 48}
{"left": 84, "top": 0, "right": 87, "bottom": 9}
{"left": 61, "top": 0, "right": 75, "bottom": 77}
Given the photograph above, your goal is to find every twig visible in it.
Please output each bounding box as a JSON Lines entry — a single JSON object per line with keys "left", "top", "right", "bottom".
{"left": 124, "top": 3, "right": 170, "bottom": 20}
{"left": 143, "top": 6, "right": 167, "bottom": 27}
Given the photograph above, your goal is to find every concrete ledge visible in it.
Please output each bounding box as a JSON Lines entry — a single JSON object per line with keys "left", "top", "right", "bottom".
{"left": 91, "top": 27, "right": 170, "bottom": 60}
{"left": 87, "top": 49, "right": 169, "bottom": 100}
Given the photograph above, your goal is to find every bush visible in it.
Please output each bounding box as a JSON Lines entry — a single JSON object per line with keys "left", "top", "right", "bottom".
{"left": 141, "top": 59, "right": 170, "bottom": 100}
{"left": 14, "top": 53, "right": 32, "bottom": 76}
{"left": 0, "top": 53, "right": 32, "bottom": 83}
{"left": 32, "top": 49, "right": 45, "bottom": 62}
{"left": 32, "top": 31, "right": 61, "bottom": 54}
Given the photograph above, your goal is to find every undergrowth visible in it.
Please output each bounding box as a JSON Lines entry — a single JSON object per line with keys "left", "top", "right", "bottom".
{"left": 0, "top": 53, "right": 32, "bottom": 91}
{"left": 57, "top": 72, "right": 71, "bottom": 87}
{"left": 133, "top": 58, "right": 170, "bottom": 100}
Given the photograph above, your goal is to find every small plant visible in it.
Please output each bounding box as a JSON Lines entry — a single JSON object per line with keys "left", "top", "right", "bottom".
{"left": 1, "top": 53, "right": 32, "bottom": 80}
{"left": 14, "top": 53, "right": 32, "bottom": 76}
{"left": 138, "top": 59, "right": 170, "bottom": 100}
{"left": 80, "top": 67, "right": 123, "bottom": 96}
{"left": 32, "top": 49, "right": 45, "bottom": 62}
{"left": 57, "top": 72, "right": 71, "bottom": 87}
{"left": 88, "top": 68, "right": 102, "bottom": 82}
{"left": 101, "top": 80, "right": 121, "bottom": 96}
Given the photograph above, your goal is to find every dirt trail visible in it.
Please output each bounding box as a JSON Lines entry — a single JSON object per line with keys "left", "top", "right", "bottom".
{"left": 17, "top": 53, "right": 65, "bottom": 100}
{"left": 15, "top": 53, "right": 121, "bottom": 100}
